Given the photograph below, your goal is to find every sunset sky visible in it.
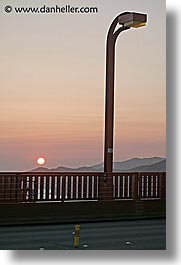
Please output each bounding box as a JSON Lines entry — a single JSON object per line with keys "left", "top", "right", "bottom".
{"left": 0, "top": 0, "right": 166, "bottom": 171}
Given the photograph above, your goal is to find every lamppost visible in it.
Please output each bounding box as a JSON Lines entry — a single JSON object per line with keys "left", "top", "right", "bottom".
{"left": 104, "top": 12, "right": 147, "bottom": 174}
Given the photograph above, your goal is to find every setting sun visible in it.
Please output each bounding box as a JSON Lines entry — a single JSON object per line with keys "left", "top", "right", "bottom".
{"left": 36, "top": 157, "right": 46, "bottom": 166}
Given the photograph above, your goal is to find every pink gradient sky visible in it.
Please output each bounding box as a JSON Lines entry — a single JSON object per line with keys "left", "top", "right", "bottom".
{"left": 0, "top": 0, "right": 166, "bottom": 171}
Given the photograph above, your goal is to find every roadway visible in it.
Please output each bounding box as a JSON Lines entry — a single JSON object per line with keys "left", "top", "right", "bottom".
{"left": 0, "top": 218, "right": 166, "bottom": 250}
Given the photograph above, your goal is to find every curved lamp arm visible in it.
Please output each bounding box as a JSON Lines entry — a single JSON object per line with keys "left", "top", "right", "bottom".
{"left": 104, "top": 14, "right": 130, "bottom": 174}
{"left": 107, "top": 13, "right": 130, "bottom": 43}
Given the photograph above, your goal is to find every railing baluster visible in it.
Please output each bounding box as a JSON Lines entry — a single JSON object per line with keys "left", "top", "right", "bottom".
{"left": 92, "top": 175, "right": 94, "bottom": 199}
{"left": 61, "top": 175, "right": 65, "bottom": 201}
{"left": 51, "top": 176, "right": 55, "bottom": 200}
{"left": 115, "top": 175, "right": 118, "bottom": 198}
{"left": 65, "top": 176, "right": 68, "bottom": 200}
{"left": 56, "top": 175, "right": 60, "bottom": 201}
{"left": 81, "top": 175, "right": 84, "bottom": 199}
{"left": 76, "top": 176, "right": 79, "bottom": 199}
{"left": 118, "top": 175, "right": 120, "bottom": 198}
{"left": 112, "top": 175, "right": 115, "bottom": 198}
{"left": 122, "top": 175, "right": 125, "bottom": 198}
{"left": 49, "top": 176, "right": 52, "bottom": 200}
{"left": 54, "top": 176, "right": 57, "bottom": 200}
{"left": 71, "top": 176, "right": 73, "bottom": 199}
{"left": 151, "top": 175, "right": 154, "bottom": 197}
{"left": 141, "top": 175, "right": 144, "bottom": 198}
{"left": 22, "top": 176, "right": 26, "bottom": 201}
{"left": 96, "top": 175, "right": 99, "bottom": 199}
{"left": 155, "top": 175, "right": 158, "bottom": 197}
{"left": 127, "top": 175, "right": 130, "bottom": 198}
{"left": 39, "top": 176, "right": 44, "bottom": 201}
{"left": 147, "top": 175, "right": 151, "bottom": 198}
{"left": 86, "top": 176, "right": 89, "bottom": 199}
{"left": 28, "top": 175, "right": 32, "bottom": 202}
{"left": 45, "top": 175, "right": 49, "bottom": 201}
{"left": 42, "top": 176, "right": 46, "bottom": 200}
{"left": 146, "top": 176, "right": 149, "bottom": 197}
{"left": 61, "top": 175, "right": 64, "bottom": 200}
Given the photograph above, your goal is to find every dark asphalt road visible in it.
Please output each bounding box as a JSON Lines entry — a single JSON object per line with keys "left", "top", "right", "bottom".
{"left": 0, "top": 219, "right": 166, "bottom": 250}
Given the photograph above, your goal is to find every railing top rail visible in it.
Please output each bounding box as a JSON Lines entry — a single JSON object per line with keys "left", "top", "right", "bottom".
{"left": 0, "top": 171, "right": 166, "bottom": 175}
{"left": 137, "top": 172, "right": 165, "bottom": 175}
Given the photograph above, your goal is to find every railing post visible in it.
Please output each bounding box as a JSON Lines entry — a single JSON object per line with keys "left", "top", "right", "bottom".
{"left": 99, "top": 173, "right": 113, "bottom": 201}
{"left": 132, "top": 172, "right": 142, "bottom": 216}
{"left": 0, "top": 175, "right": 3, "bottom": 202}
{"left": 159, "top": 172, "right": 166, "bottom": 200}
{"left": 132, "top": 172, "right": 139, "bottom": 200}
{"left": 16, "top": 174, "right": 22, "bottom": 203}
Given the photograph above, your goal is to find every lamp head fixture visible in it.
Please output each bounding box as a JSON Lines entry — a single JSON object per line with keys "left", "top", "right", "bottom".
{"left": 118, "top": 12, "right": 147, "bottom": 28}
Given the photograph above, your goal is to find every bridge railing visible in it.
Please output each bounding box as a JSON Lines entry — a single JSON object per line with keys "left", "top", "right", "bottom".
{"left": 112, "top": 172, "right": 166, "bottom": 200}
{"left": 0, "top": 172, "right": 166, "bottom": 204}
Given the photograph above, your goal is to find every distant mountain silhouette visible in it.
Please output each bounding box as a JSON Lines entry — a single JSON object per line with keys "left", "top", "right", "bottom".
{"left": 30, "top": 157, "right": 166, "bottom": 172}
{"left": 128, "top": 159, "right": 166, "bottom": 172}
{"left": 113, "top": 157, "right": 165, "bottom": 171}
{"left": 31, "top": 167, "right": 51, "bottom": 172}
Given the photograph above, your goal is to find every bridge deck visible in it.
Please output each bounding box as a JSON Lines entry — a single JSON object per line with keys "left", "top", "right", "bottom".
{"left": 0, "top": 218, "right": 166, "bottom": 250}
